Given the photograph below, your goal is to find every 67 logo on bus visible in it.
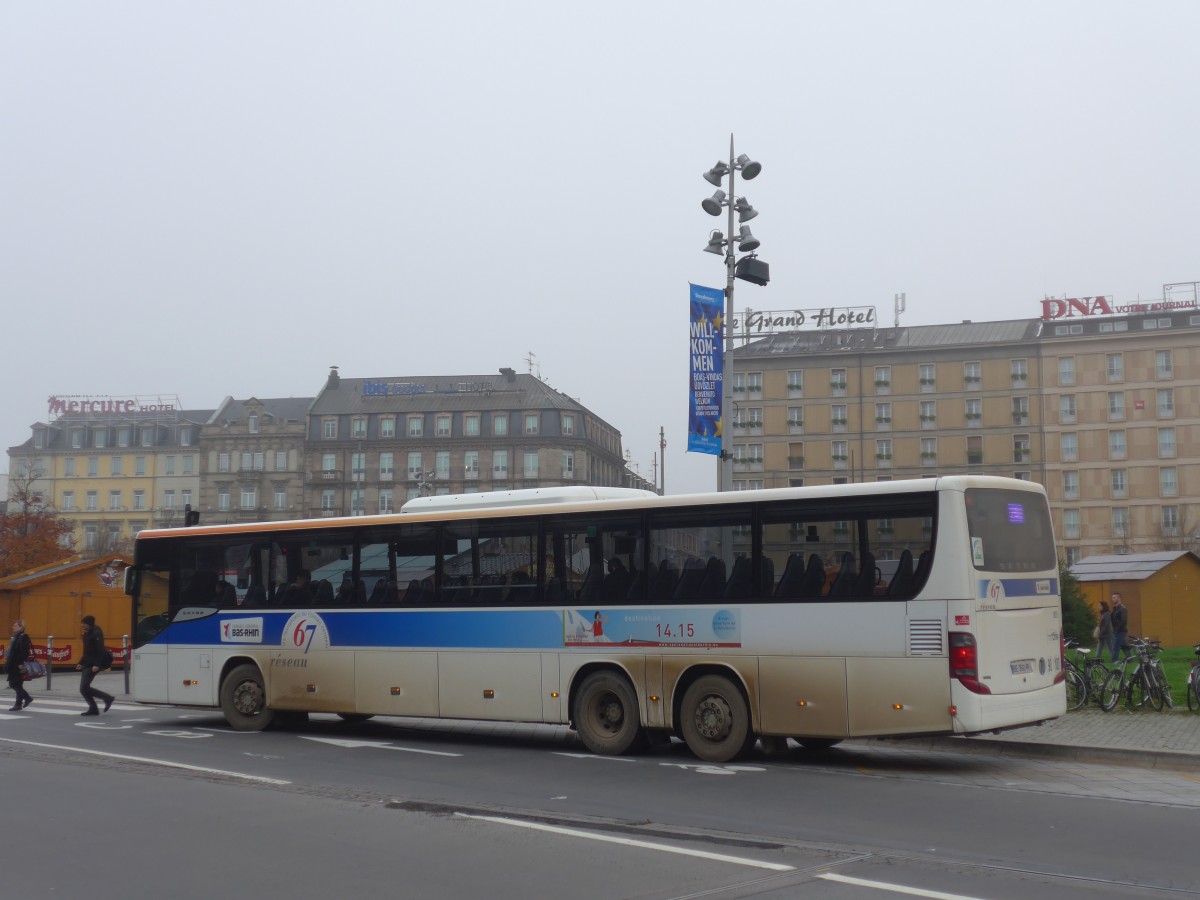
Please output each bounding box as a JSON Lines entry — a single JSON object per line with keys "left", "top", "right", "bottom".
{"left": 281, "top": 611, "right": 330, "bottom": 654}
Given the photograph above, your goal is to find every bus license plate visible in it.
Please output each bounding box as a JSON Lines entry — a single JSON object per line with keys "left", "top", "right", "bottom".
{"left": 1010, "top": 659, "right": 1034, "bottom": 675}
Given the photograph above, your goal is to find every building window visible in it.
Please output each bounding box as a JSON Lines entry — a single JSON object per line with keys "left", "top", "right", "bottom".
{"left": 63, "top": 491, "right": 76, "bottom": 511}
{"left": 562, "top": 414, "right": 575, "bottom": 437}
{"left": 831, "top": 404, "right": 847, "bottom": 433}
{"left": 109, "top": 490, "right": 121, "bottom": 511}
{"left": 1156, "top": 350, "right": 1173, "bottom": 380}
{"left": 787, "top": 370, "right": 803, "bottom": 397}
{"left": 1063, "top": 471, "right": 1079, "bottom": 501}
{"left": 321, "top": 489, "right": 336, "bottom": 511}
{"left": 1012, "top": 396, "right": 1029, "bottom": 424}
{"left": 181, "top": 490, "right": 192, "bottom": 508}
{"left": 275, "top": 451, "right": 287, "bottom": 470}
{"left": 380, "top": 452, "right": 394, "bottom": 480}
{"left": 351, "top": 451, "right": 366, "bottom": 482}
{"left": 874, "top": 366, "right": 891, "bottom": 394}
{"left": 323, "top": 418, "right": 338, "bottom": 439}
{"left": 381, "top": 417, "right": 396, "bottom": 439}
{"left": 1112, "top": 508, "right": 1129, "bottom": 539}
{"left": 787, "top": 407, "right": 803, "bottom": 433}
{"left": 241, "top": 487, "right": 257, "bottom": 510}
{"left": 494, "top": 414, "right": 508, "bottom": 437}
{"left": 747, "top": 372, "right": 763, "bottom": 394}
{"left": 352, "top": 417, "right": 367, "bottom": 439}
{"left": 164, "top": 456, "right": 175, "bottom": 476}
{"left": 165, "top": 490, "right": 175, "bottom": 509}
{"left": 562, "top": 450, "right": 575, "bottom": 478}
{"left": 1161, "top": 467, "right": 1178, "bottom": 497}
{"left": 322, "top": 452, "right": 337, "bottom": 476}
{"left": 1157, "top": 388, "right": 1175, "bottom": 418}
{"left": 1107, "top": 392, "right": 1124, "bottom": 421}
{"left": 133, "top": 490, "right": 145, "bottom": 510}
{"left": 179, "top": 427, "right": 192, "bottom": 447}
{"left": 1159, "top": 427, "right": 1176, "bottom": 457}
{"left": 436, "top": 415, "right": 452, "bottom": 438}
{"left": 1058, "top": 356, "right": 1075, "bottom": 386}
{"left": 87, "top": 457, "right": 98, "bottom": 477}
{"left": 218, "top": 488, "right": 231, "bottom": 511}
{"left": 1013, "top": 434, "right": 1030, "bottom": 464}
{"left": 920, "top": 437, "right": 937, "bottom": 466}
{"left": 379, "top": 489, "right": 394, "bottom": 514}
{"left": 830, "top": 368, "right": 847, "bottom": 396}
{"left": 84, "top": 526, "right": 98, "bottom": 551}
{"left": 408, "top": 416, "right": 424, "bottom": 438}
{"left": 241, "top": 452, "right": 253, "bottom": 471}
{"left": 1064, "top": 509, "right": 1081, "bottom": 540}
{"left": 874, "top": 402, "right": 891, "bottom": 430}
{"left": 965, "top": 398, "right": 982, "bottom": 424}
{"left": 966, "top": 435, "right": 983, "bottom": 465}
{"left": 116, "top": 428, "right": 131, "bottom": 448}
{"left": 108, "top": 456, "right": 121, "bottom": 476}
{"left": 1010, "top": 359, "right": 1028, "bottom": 384}
{"left": 435, "top": 451, "right": 450, "bottom": 480}
{"left": 65, "top": 457, "right": 76, "bottom": 477}
{"left": 464, "top": 414, "right": 480, "bottom": 437}
{"left": 787, "top": 441, "right": 804, "bottom": 470}
{"left": 86, "top": 491, "right": 98, "bottom": 511}
{"left": 1106, "top": 353, "right": 1124, "bottom": 382}
{"left": 963, "top": 361, "right": 981, "bottom": 386}
{"left": 493, "top": 449, "right": 508, "bottom": 478}
{"left": 1109, "top": 430, "right": 1127, "bottom": 460}
{"left": 524, "top": 414, "right": 539, "bottom": 435}
{"left": 464, "top": 450, "right": 480, "bottom": 479}
{"left": 1061, "top": 433, "right": 1077, "bottom": 462}
{"left": 919, "top": 400, "right": 936, "bottom": 429}
{"left": 94, "top": 430, "right": 107, "bottom": 449}
{"left": 1163, "top": 505, "right": 1180, "bottom": 536}
{"left": 182, "top": 456, "right": 193, "bottom": 476}
{"left": 1111, "top": 469, "right": 1127, "bottom": 499}
{"left": 71, "top": 429, "right": 83, "bottom": 449}
{"left": 407, "top": 451, "right": 423, "bottom": 479}
{"left": 832, "top": 440, "right": 848, "bottom": 469}
{"left": 275, "top": 489, "right": 287, "bottom": 510}
{"left": 875, "top": 439, "right": 892, "bottom": 467}
{"left": 141, "top": 428, "right": 154, "bottom": 447}
{"left": 248, "top": 413, "right": 259, "bottom": 434}
{"left": 1059, "top": 395, "right": 1076, "bottom": 424}
{"left": 219, "top": 452, "right": 231, "bottom": 473}
{"left": 135, "top": 456, "right": 146, "bottom": 476}
{"left": 523, "top": 451, "right": 539, "bottom": 478}
{"left": 919, "top": 364, "right": 935, "bottom": 392}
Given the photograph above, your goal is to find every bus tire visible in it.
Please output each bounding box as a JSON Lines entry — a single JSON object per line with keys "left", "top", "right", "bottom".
{"left": 680, "top": 675, "right": 754, "bottom": 763}
{"left": 573, "top": 671, "right": 646, "bottom": 756}
{"left": 795, "top": 737, "right": 843, "bottom": 751}
{"left": 220, "top": 664, "right": 275, "bottom": 732}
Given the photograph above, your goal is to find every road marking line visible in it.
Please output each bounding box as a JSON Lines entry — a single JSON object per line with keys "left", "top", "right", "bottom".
{"left": 552, "top": 752, "right": 636, "bottom": 762}
{"left": 0, "top": 737, "right": 291, "bottom": 785}
{"left": 455, "top": 813, "right": 794, "bottom": 871}
{"left": 299, "top": 735, "right": 462, "bottom": 756}
{"left": 818, "top": 872, "right": 984, "bottom": 899}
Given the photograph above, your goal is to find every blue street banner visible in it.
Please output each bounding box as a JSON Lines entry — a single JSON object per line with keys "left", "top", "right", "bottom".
{"left": 688, "top": 283, "right": 724, "bottom": 456}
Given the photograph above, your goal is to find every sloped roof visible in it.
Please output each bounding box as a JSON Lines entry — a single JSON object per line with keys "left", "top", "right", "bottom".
{"left": 1070, "top": 551, "right": 1200, "bottom": 582}
{"left": 0, "top": 553, "right": 126, "bottom": 589}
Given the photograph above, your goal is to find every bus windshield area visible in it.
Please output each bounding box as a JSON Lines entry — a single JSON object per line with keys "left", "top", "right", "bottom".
{"left": 964, "top": 488, "right": 1057, "bottom": 573}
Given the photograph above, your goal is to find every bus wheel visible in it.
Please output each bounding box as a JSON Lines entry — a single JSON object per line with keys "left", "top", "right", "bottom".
{"left": 795, "top": 737, "right": 842, "bottom": 750}
{"left": 573, "top": 672, "right": 646, "bottom": 756}
{"left": 680, "top": 675, "right": 754, "bottom": 763}
{"left": 220, "top": 664, "right": 275, "bottom": 732}
{"left": 337, "top": 713, "right": 374, "bottom": 723}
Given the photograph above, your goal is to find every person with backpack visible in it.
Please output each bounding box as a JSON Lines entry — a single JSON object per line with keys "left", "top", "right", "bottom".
{"left": 1109, "top": 593, "right": 1130, "bottom": 664}
{"left": 4, "top": 619, "right": 34, "bottom": 711}
{"left": 76, "top": 615, "right": 115, "bottom": 716}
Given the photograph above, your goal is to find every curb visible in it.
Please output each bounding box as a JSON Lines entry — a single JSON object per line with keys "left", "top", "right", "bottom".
{"left": 892, "top": 735, "right": 1200, "bottom": 772}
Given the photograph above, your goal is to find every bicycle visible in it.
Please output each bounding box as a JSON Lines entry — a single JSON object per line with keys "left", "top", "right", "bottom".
{"left": 1140, "top": 638, "right": 1174, "bottom": 709}
{"left": 1099, "top": 638, "right": 1163, "bottom": 712}
{"left": 1063, "top": 640, "right": 1109, "bottom": 710}
{"left": 1187, "top": 644, "right": 1200, "bottom": 712}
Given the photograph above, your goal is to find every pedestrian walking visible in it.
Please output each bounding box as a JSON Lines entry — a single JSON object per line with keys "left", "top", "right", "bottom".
{"left": 76, "top": 615, "right": 114, "bottom": 716}
{"left": 4, "top": 619, "right": 34, "bottom": 711}
{"left": 1109, "top": 592, "right": 1130, "bottom": 664}
{"left": 1096, "top": 600, "right": 1114, "bottom": 662}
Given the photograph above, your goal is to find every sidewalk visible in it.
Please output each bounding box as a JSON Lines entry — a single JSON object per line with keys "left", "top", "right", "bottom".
{"left": 10, "top": 672, "right": 1200, "bottom": 770}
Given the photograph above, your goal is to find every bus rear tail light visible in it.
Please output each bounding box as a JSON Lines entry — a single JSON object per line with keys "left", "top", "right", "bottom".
{"left": 949, "top": 631, "right": 991, "bottom": 695}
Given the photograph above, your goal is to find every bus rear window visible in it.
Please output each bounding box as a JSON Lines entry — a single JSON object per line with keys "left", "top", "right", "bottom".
{"left": 964, "top": 488, "right": 1056, "bottom": 572}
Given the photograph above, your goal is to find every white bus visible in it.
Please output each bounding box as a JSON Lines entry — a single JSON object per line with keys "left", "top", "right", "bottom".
{"left": 126, "top": 476, "right": 1065, "bottom": 762}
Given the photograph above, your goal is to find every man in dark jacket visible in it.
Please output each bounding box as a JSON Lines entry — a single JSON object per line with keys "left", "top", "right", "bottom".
{"left": 5, "top": 619, "right": 34, "bottom": 710}
{"left": 1109, "top": 592, "right": 1130, "bottom": 664}
{"left": 76, "top": 615, "right": 114, "bottom": 716}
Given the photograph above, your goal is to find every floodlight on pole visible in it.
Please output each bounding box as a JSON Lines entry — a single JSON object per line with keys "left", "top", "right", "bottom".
{"left": 699, "top": 135, "right": 769, "bottom": 493}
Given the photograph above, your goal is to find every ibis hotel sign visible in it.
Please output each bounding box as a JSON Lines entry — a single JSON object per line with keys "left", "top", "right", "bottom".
{"left": 1041, "top": 295, "right": 1198, "bottom": 319}
{"left": 48, "top": 395, "right": 179, "bottom": 416}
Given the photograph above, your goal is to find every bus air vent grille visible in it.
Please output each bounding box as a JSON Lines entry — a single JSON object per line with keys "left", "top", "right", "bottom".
{"left": 907, "top": 619, "right": 944, "bottom": 656}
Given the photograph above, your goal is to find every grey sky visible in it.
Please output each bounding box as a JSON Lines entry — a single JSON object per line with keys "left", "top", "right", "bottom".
{"left": 3, "top": 1, "right": 1197, "bottom": 495}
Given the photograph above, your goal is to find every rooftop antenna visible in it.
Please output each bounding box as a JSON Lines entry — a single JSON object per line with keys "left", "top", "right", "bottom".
{"left": 894, "top": 292, "right": 906, "bottom": 328}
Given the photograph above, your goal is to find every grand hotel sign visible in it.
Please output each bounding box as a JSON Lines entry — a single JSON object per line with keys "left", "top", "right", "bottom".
{"left": 732, "top": 306, "right": 877, "bottom": 337}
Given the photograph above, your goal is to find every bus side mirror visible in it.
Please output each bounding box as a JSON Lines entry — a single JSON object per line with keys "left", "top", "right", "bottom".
{"left": 123, "top": 566, "right": 139, "bottom": 596}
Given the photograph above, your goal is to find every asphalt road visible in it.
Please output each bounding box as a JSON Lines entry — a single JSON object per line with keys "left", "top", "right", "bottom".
{"left": 3, "top": 695, "right": 1197, "bottom": 899}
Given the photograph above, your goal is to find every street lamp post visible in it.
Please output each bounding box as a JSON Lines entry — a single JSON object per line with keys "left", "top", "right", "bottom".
{"left": 701, "top": 135, "right": 768, "bottom": 492}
